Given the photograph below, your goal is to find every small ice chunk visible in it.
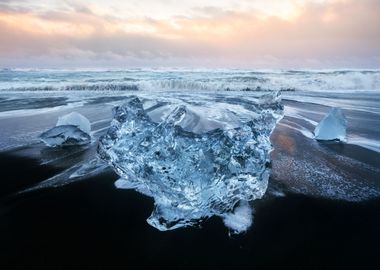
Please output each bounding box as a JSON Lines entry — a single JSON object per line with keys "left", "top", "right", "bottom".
{"left": 314, "top": 107, "right": 347, "bottom": 141}
{"left": 56, "top": 112, "right": 91, "bottom": 135}
{"left": 40, "top": 112, "right": 91, "bottom": 147}
{"left": 40, "top": 125, "right": 91, "bottom": 147}
{"left": 222, "top": 201, "right": 253, "bottom": 234}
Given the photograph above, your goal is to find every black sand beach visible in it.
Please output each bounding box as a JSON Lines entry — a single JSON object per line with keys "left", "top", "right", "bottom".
{"left": 0, "top": 138, "right": 379, "bottom": 269}
{"left": 0, "top": 90, "right": 379, "bottom": 269}
{"left": 0, "top": 158, "right": 379, "bottom": 269}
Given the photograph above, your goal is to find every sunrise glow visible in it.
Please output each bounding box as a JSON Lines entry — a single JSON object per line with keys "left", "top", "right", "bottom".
{"left": 0, "top": 0, "right": 379, "bottom": 68}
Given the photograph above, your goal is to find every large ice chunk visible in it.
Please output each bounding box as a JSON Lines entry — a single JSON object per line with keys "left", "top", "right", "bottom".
{"left": 40, "top": 125, "right": 91, "bottom": 147}
{"left": 314, "top": 107, "right": 347, "bottom": 141}
{"left": 98, "top": 94, "right": 283, "bottom": 232}
{"left": 56, "top": 112, "right": 91, "bottom": 134}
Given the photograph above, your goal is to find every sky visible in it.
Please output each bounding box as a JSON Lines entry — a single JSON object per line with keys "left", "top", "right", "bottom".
{"left": 0, "top": 0, "right": 379, "bottom": 68}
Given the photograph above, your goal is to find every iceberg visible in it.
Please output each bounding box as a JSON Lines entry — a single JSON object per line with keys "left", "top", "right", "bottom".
{"left": 314, "top": 107, "right": 347, "bottom": 141}
{"left": 98, "top": 94, "right": 283, "bottom": 232}
{"left": 56, "top": 112, "right": 91, "bottom": 135}
{"left": 40, "top": 125, "right": 91, "bottom": 147}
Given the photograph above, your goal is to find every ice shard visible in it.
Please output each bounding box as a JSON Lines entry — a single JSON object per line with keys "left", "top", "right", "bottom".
{"left": 98, "top": 94, "right": 283, "bottom": 232}
{"left": 314, "top": 107, "right": 347, "bottom": 141}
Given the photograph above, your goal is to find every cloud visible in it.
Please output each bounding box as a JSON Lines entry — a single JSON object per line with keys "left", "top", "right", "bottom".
{"left": 0, "top": 0, "right": 379, "bottom": 68}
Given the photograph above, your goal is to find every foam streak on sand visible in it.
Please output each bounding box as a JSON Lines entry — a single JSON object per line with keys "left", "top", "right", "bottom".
{"left": 347, "top": 137, "right": 380, "bottom": 154}
{"left": 0, "top": 101, "right": 86, "bottom": 119}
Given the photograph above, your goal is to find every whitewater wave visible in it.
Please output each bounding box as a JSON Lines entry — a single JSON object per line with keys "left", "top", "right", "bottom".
{"left": 3, "top": 84, "right": 139, "bottom": 92}
{"left": 1, "top": 69, "right": 380, "bottom": 92}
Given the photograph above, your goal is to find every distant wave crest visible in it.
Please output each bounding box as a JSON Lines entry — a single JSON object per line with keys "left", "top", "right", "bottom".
{"left": 1, "top": 69, "right": 380, "bottom": 92}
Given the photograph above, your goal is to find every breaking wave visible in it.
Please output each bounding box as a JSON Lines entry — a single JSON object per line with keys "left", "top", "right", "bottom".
{"left": 1, "top": 69, "right": 380, "bottom": 92}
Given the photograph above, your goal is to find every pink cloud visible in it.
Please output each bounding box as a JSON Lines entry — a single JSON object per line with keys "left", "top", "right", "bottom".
{"left": 0, "top": 0, "right": 379, "bottom": 68}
